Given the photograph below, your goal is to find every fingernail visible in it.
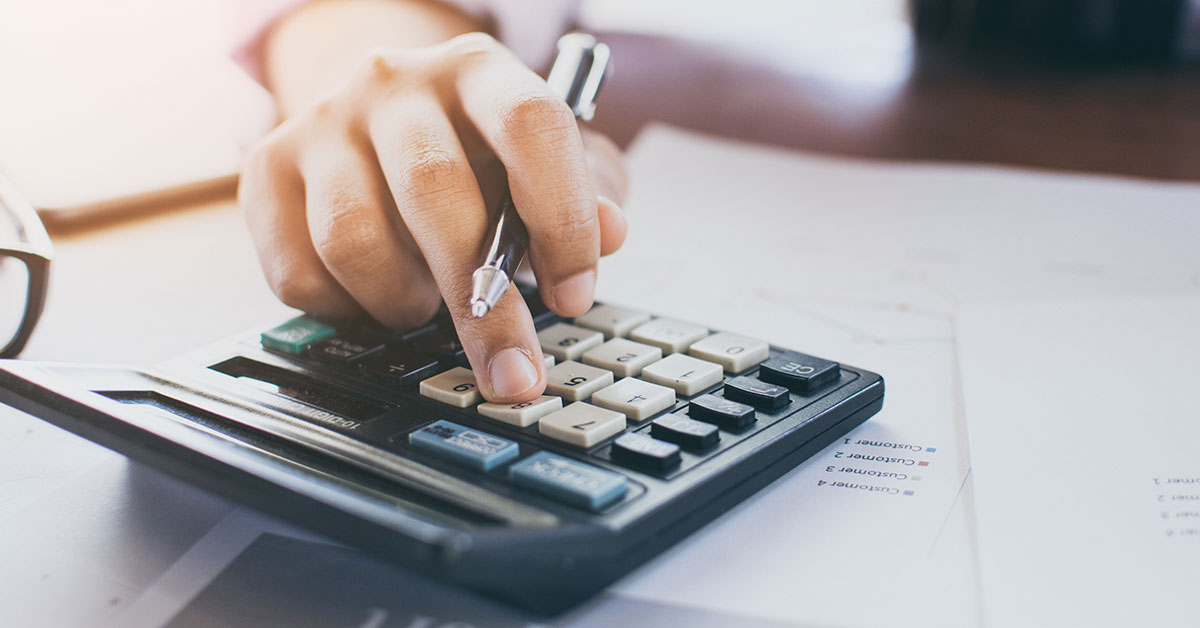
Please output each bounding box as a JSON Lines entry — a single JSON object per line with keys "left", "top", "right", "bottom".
{"left": 552, "top": 269, "right": 596, "bottom": 315}
{"left": 488, "top": 348, "right": 539, "bottom": 398}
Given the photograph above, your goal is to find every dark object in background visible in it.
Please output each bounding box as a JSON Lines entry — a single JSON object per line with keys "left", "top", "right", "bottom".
{"left": 913, "top": 0, "right": 1198, "bottom": 65}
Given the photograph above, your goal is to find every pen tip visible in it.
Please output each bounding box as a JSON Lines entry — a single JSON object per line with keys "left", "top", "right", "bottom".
{"left": 471, "top": 300, "right": 490, "bottom": 318}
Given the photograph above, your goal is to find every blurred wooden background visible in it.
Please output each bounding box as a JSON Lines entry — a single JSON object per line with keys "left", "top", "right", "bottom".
{"left": 587, "top": 31, "right": 1200, "bottom": 182}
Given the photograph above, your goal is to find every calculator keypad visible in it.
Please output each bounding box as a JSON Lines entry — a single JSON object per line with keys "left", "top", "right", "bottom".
{"left": 250, "top": 303, "right": 853, "bottom": 513}
{"left": 418, "top": 367, "right": 482, "bottom": 407}
{"left": 357, "top": 347, "right": 440, "bottom": 388}
{"left": 261, "top": 316, "right": 336, "bottom": 355}
{"left": 411, "top": 325, "right": 468, "bottom": 365}
{"left": 538, "top": 323, "right": 604, "bottom": 361}
{"left": 582, "top": 338, "right": 661, "bottom": 377}
{"left": 408, "top": 420, "right": 519, "bottom": 471}
{"left": 611, "top": 432, "right": 681, "bottom": 474}
{"left": 758, "top": 351, "right": 840, "bottom": 393}
{"left": 723, "top": 376, "right": 791, "bottom": 410}
{"left": 546, "top": 361, "right": 614, "bottom": 401}
{"left": 629, "top": 318, "right": 709, "bottom": 354}
{"left": 689, "top": 394, "right": 757, "bottom": 430}
{"left": 307, "top": 337, "right": 385, "bottom": 367}
{"left": 688, "top": 332, "right": 770, "bottom": 373}
{"left": 650, "top": 414, "right": 719, "bottom": 451}
{"left": 641, "top": 354, "right": 724, "bottom": 396}
{"left": 538, "top": 402, "right": 627, "bottom": 447}
{"left": 591, "top": 377, "right": 675, "bottom": 422}
{"left": 573, "top": 304, "right": 651, "bottom": 338}
{"left": 510, "top": 452, "right": 628, "bottom": 510}
{"left": 477, "top": 395, "right": 563, "bottom": 427}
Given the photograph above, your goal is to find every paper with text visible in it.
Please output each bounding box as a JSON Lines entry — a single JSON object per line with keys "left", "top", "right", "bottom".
{"left": 598, "top": 125, "right": 1200, "bottom": 627}
{"left": 959, "top": 297, "right": 1200, "bottom": 628}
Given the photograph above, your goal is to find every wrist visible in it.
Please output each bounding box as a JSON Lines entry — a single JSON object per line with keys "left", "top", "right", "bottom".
{"left": 266, "top": 0, "right": 483, "bottom": 117}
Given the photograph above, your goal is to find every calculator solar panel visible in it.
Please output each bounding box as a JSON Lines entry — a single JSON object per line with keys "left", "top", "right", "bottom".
{"left": 0, "top": 286, "right": 884, "bottom": 614}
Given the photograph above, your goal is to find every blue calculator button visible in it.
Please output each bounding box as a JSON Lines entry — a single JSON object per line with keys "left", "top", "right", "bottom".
{"left": 509, "top": 452, "right": 628, "bottom": 511}
{"left": 408, "top": 420, "right": 519, "bottom": 471}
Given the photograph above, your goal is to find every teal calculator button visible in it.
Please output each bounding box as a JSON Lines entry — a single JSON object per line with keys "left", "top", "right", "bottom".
{"left": 509, "top": 451, "right": 628, "bottom": 511}
{"left": 261, "top": 316, "right": 336, "bottom": 354}
{"left": 408, "top": 420, "right": 519, "bottom": 471}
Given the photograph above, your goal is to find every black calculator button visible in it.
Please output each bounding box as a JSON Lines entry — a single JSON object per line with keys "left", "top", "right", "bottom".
{"left": 758, "top": 352, "right": 840, "bottom": 393}
{"left": 307, "top": 337, "right": 385, "bottom": 367}
{"left": 398, "top": 320, "right": 439, "bottom": 341}
{"left": 688, "top": 394, "right": 756, "bottom": 430}
{"left": 723, "top": 376, "right": 791, "bottom": 411}
{"left": 611, "top": 432, "right": 681, "bottom": 474}
{"left": 357, "top": 348, "right": 440, "bottom": 388}
{"left": 650, "top": 414, "right": 718, "bottom": 451}
{"left": 412, "top": 326, "right": 468, "bottom": 365}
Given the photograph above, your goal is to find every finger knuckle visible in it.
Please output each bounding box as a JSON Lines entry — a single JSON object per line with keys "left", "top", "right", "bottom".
{"left": 494, "top": 89, "right": 577, "bottom": 149}
{"left": 311, "top": 204, "right": 383, "bottom": 274}
{"left": 362, "top": 47, "right": 404, "bottom": 83}
{"left": 409, "top": 293, "right": 443, "bottom": 325}
{"left": 307, "top": 96, "right": 342, "bottom": 126}
{"left": 395, "top": 138, "right": 469, "bottom": 204}
{"left": 441, "top": 32, "right": 502, "bottom": 62}
{"left": 239, "top": 144, "right": 294, "bottom": 215}
{"left": 384, "top": 286, "right": 441, "bottom": 329}
{"left": 347, "top": 47, "right": 428, "bottom": 101}
{"left": 270, "top": 269, "right": 329, "bottom": 311}
{"left": 242, "top": 133, "right": 289, "bottom": 178}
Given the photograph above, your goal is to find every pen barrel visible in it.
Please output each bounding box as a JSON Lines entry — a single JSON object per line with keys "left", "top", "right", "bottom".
{"left": 482, "top": 191, "right": 529, "bottom": 278}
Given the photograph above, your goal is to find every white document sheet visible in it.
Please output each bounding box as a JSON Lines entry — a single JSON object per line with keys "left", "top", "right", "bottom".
{"left": 595, "top": 125, "right": 1200, "bottom": 627}
{"left": 958, "top": 297, "right": 1200, "bottom": 628}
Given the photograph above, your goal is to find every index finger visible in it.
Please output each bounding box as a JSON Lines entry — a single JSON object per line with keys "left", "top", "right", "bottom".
{"left": 452, "top": 41, "right": 601, "bottom": 318}
{"left": 367, "top": 94, "right": 546, "bottom": 403}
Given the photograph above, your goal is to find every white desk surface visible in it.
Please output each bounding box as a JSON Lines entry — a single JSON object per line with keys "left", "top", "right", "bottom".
{"left": 0, "top": 198, "right": 292, "bottom": 626}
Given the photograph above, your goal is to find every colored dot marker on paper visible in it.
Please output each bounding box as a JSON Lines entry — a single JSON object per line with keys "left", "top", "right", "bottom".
{"left": 911, "top": 476, "right": 922, "bottom": 481}
{"left": 926, "top": 447, "right": 937, "bottom": 453}
{"left": 918, "top": 461, "right": 929, "bottom": 467}
{"left": 903, "top": 490, "right": 915, "bottom": 496}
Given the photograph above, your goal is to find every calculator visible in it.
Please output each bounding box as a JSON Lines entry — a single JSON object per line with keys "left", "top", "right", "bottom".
{"left": 0, "top": 286, "right": 884, "bottom": 615}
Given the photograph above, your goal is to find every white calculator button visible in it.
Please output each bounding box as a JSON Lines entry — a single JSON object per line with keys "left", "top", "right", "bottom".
{"left": 539, "top": 402, "right": 627, "bottom": 447}
{"left": 574, "top": 304, "right": 652, "bottom": 338}
{"left": 641, "top": 354, "right": 724, "bottom": 396}
{"left": 419, "top": 367, "right": 482, "bottom": 407}
{"left": 591, "top": 377, "right": 676, "bottom": 422}
{"left": 581, "top": 338, "right": 662, "bottom": 377}
{"left": 478, "top": 395, "right": 563, "bottom": 427}
{"left": 629, "top": 319, "right": 709, "bottom": 354}
{"left": 544, "top": 355, "right": 555, "bottom": 369}
{"left": 688, "top": 332, "right": 771, "bottom": 373}
{"left": 546, "top": 360, "right": 615, "bottom": 402}
{"left": 538, "top": 322, "right": 604, "bottom": 361}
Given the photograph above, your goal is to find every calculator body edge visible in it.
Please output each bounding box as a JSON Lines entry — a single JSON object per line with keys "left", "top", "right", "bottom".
{"left": 0, "top": 313, "right": 884, "bottom": 615}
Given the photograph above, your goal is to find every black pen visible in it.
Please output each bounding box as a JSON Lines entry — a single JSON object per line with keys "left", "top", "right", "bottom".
{"left": 469, "top": 33, "right": 612, "bottom": 318}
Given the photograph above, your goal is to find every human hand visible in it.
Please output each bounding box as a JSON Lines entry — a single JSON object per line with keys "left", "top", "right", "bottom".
{"left": 239, "top": 33, "right": 628, "bottom": 402}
